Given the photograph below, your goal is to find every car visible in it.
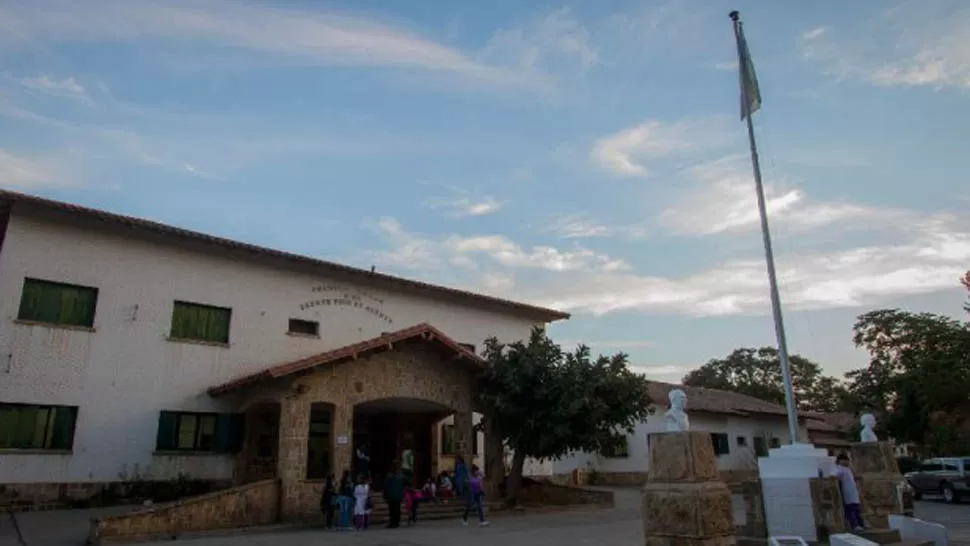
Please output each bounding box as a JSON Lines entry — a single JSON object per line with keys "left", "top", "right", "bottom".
{"left": 904, "top": 457, "right": 970, "bottom": 504}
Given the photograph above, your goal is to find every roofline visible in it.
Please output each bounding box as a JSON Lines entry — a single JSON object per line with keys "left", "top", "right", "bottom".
{"left": 0, "top": 190, "right": 570, "bottom": 323}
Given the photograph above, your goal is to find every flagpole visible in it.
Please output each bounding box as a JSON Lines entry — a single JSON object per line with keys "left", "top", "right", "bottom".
{"left": 730, "top": 10, "right": 801, "bottom": 446}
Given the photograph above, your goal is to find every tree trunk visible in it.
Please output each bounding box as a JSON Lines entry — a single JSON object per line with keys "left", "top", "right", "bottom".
{"left": 505, "top": 449, "right": 527, "bottom": 507}
{"left": 483, "top": 416, "right": 505, "bottom": 500}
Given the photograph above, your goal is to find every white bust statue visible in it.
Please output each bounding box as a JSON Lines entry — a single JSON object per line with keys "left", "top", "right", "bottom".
{"left": 665, "top": 389, "right": 690, "bottom": 432}
{"left": 860, "top": 413, "right": 878, "bottom": 442}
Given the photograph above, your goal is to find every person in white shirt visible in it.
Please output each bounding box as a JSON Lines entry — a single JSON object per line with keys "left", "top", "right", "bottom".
{"left": 353, "top": 476, "right": 371, "bottom": 531}
{"left": 831, "top": 453, "right": 864, "bottom": 531}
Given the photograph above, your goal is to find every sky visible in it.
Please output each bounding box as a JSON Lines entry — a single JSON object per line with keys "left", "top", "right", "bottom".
{"left": 1, "top": 0, "right": 969, "bottom": 384}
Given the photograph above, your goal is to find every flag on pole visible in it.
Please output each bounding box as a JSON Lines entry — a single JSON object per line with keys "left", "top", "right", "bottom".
{"left": 737, "top": 25, "right": 761, "bottom": 120}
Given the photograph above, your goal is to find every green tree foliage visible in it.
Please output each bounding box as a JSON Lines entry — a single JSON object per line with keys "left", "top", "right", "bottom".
{"left": 681, "top": 347, "right": 851, "bottom": 413}
{"left": 477, "top": 327, "right": 651, "bottom": 504}
{"left": 847, "top": 307, "right": 970, "bottom": 455}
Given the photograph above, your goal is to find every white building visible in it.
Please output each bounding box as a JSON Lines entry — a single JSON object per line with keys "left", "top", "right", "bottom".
{"left": 550, "top": 382, "right": 813, "bottom": 485}
{"left": 0, "top": 190, "right": 568, "bottom": 506}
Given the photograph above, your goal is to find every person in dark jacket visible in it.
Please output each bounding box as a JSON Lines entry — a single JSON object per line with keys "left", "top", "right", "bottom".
{"left": 383, "top": 461, "right": 407, "bottom": 528}
{"left": 320, "top": 474, "right": 336, "bottom": 529}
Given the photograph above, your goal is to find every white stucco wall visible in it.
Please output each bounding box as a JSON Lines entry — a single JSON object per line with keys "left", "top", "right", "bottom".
{"left": 551, "top": 412, "right": 809, "bottom": 474}
{"left": 0, "top": 212, "right": 543, "bottom": 484}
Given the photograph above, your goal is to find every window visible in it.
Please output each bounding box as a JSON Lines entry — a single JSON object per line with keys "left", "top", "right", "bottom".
{"left": 18, "top": 278, "right": 98, "bottom": 328}
{"left": 736, "top": 436, "right": 747, "bottom": 447}
{"left": 441, "top": 424, "right": 456, "bottom": 455}
{"left": 306, "top": 403, "right": 333, "bottom": 479}
{"left": 754, "top": 436, "right": 768, "bottom": 457}
{"left": 0, "top": 403, "right": 78, "bottom": 450}
{"left": 458, "top": 343, "right": 476, "bottom": 354}
{"left": 919, "top": 462, "right": 943, "bottom": 472}
{"left": 472, "top": 429, "right": 479, "bottom": 455}
{"left": 710, "top": 433, "right": 730, "bottom": 456}
{"left": 963, "top": 459, "right": 970, "bottom": 472}
{"left": 942, "top": 461, "right": 960, "bottom": 472}
{"left": 288, "top": 319, "right": 319, "bottom": 336}
{"left": 600, "top": 438, "right": 630, "bottom": 459}
{"left": 155, "top": 411, "right": 243, "bottom": 453}
{"left": 170, "top": 301, "right": 231, "bottom": 344}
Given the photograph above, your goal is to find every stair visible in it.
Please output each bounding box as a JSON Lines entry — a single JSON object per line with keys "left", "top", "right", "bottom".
{"left": 363, "top": 493, "right": 470, "bottom": 525}
{"left": 849, "top": 528, "right": 933, "bottom": 546}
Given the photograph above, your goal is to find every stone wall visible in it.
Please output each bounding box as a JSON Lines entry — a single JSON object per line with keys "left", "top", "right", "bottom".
{"left": 87, "top": 479, "right": 279, "bottom": 545}
{"left": 593, "top": 471, "right": 649, "bottom": 486}
{"left": 0, "top": 479, "right": 231, "bottom": 512}
{"left": 259, "top": 342, "right": 476, "bottom": 521}
{"left": 811, "top": 477, "right": 847, "bottom": 542}
{"left": 516, "top": 483, "right": 614, "bottom": 507}
{"left": 730, "top": 480, "right": 767, "bottom": 541}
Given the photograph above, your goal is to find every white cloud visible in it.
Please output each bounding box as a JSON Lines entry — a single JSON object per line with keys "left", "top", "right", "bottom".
{"left": 480, "top": 7, "right": 599, "bottom": 75}
{"left": 800, "top": 1, "right": 970, "bottom": 89}
{"left": 591, "top": 118, "right": 734, "bottom": 177}
{"left": 544, "top": 214, "right": 648, "bottom": 240}
{"left": 367, "top": 208, "right": 970, "bottom": 320}
{"left": 0, "top": 0, "right": 517, "bottom": 84}
{"left": 371, "top": 217, "right": 630, "bottom": 274}
{"left": 0, "top": 149, "right": 71, "bottom": 189}
{"left": 20, "top": 75, "right": 94, "bottom": 105}
{"left": 426, "top": 195, "right": 503, "bottom": 218}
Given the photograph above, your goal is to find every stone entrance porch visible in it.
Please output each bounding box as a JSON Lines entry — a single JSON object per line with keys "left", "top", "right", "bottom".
{"left": 207, "top": 323, "right": 482, "bottom": 521}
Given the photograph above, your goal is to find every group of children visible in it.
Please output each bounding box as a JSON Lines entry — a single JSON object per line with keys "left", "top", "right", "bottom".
{"left": 319, "top": 457, "right": 488, "bottom": 532}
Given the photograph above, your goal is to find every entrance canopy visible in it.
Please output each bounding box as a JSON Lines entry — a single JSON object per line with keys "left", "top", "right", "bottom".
{"left": 207, "top": 323, "right": 486, "bottom": 397}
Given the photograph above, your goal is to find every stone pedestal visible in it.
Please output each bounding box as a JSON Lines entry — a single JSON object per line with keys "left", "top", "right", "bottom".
{"left": 758, "top": 443, "right": 835, "bottom": 541}
{"left": 850, "top": 441, "right": 904, "bottom": 528}
{"left": 642, "top": 431, "right": 735, "bottom": 546}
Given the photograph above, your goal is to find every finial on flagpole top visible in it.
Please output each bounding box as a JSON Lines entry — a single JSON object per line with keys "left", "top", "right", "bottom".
{"left": 729, "top": 10, "right": 740, "bottom": 22}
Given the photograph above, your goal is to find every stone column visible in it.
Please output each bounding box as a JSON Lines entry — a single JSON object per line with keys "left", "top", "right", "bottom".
{"left": 332, "top": 404, "right": 353, "bottom": 477}
{"left": 277, "top": 395, "right": 309, "bottom": 520}
{"left": 642, "top": 431, "right": 736, "bottom": 546}
{"left": 453, "top": 410, "right": 474, "bottom": 467}
{"left": 850, "top": 441, "right": 904, "bottom": 528}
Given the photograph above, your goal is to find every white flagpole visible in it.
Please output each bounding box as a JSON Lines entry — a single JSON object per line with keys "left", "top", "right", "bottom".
{"left": 730, "top": 10, "right": 801, "bottom": 445}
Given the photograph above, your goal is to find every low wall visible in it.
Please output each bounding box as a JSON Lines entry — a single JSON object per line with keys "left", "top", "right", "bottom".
{"left": 517, "top": 483, "right": 614, "bottom": 508}
{"left": 0, "top": 479, "right": 232, "bottom": 512}
{"left": 811, "top": 477, "right": 847, "bottom": 541}
{"left": 87, "top": 479, "right": 279, "bottom": 545}
{"left": 730, "top": 480, "right": 767, "bottom": 540}
{"left": 591, "top": 471, "right": 649, "bottom": 486}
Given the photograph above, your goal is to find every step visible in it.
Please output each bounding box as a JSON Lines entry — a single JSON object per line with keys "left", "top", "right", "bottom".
{"left": 853, "top": 529, "right": 902, "bottom": 545}
{"left": 888, "top": 540, "right": 934, "bottom": 546}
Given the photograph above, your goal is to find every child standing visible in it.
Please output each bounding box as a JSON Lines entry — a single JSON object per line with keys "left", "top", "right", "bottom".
{"left": 320, "top": 474, "right": 336, "bottom": 529}
{"left": 353, "top": 476, "right": 370, "bottom": 531}
{"left": 832, "top": 453, "right": 864, "bottom": 531}
{"left": 460, "top": 465, "right": 489, "bottom": 527}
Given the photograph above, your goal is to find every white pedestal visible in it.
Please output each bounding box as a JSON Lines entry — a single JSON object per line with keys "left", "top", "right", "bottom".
{"left": 758, "top": 443, "right": 835, "bottom": 542}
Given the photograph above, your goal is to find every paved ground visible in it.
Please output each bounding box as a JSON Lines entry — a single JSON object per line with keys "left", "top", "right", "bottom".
{"left": 2, "top": 490, "right": 969, "bottom": 545}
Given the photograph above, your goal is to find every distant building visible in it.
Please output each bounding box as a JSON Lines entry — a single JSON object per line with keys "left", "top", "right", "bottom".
{"left": 550, "top": 382, "right": 821, "bottom": 485}
{"left": 0, "top": 190, "right": 568, "bottom": 515}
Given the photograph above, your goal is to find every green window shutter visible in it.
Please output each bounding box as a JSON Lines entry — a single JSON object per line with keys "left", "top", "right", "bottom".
{"left": 58, "top": 286, "right": 80, "bottom": 325}
{"left": 49, "top": 407, "right": 77, "bottom": 450}
{"left": 36, "top": 283, "right": 62, "bottom": 324}
{"left": 213, "top": 413, "right": 246, "bottom": 453}
{"left": 65, "top": 287, "right": 97, "bottom": 327}
{"left": 208, "top": 308, "right": 230, "bottom": 343}
{"left": 17, "top": 280, "right": 44, "bottom": 321}
{"left": 156, "top": 411, "right": 179, "bottom": 450}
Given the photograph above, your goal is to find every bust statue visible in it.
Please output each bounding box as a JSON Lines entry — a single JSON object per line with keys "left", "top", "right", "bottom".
{"left": 860, "top": 413, "right": 878, "bottom": 442}
{"left": 665, "top": 389, "right": 690, "bottom": 432}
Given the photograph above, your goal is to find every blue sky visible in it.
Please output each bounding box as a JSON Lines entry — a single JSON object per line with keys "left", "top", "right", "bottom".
{"left": 2, "top": 0, "right": 969, "bottom": 383}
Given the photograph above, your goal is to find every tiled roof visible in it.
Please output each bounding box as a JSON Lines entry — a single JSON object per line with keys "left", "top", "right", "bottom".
{"left": 208, "top": 323, "right": 484, "bottom": 396}
{"left": 647, "top": 382, "right": 791, "bottom": 417}
{"left": 804, "top": 411, "right": 857, "bottom": 431}
{"left": 0, "top": 190, "right": 569, "bottom": 323}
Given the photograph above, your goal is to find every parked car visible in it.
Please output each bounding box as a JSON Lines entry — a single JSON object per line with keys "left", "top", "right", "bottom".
{"left": 904, "top": 457, "right": 970, "bottom": 503}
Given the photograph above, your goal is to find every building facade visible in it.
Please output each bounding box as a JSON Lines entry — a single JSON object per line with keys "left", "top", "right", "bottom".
{"left": 0, "top": 191, "right": 567, "bottom": 510}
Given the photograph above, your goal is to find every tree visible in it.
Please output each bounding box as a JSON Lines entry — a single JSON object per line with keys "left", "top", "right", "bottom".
{"left": 477, "top": 327, "right": 651, "bottom": 504}
{"left": 962, "top": 270, "right": 970, "bottom": 314}
{"left": 681, "top": 347, "right": 850, "bottom": 413}
{"left": 847, "top": 308, "right": 970, "bottom": 454}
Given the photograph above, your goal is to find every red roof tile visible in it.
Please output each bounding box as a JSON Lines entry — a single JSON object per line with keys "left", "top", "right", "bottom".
{"left": 0, "top": 190, "right": 569, "bottom": 323}
{"left": 207, "top": 323, "right": 484, "bottom": 396}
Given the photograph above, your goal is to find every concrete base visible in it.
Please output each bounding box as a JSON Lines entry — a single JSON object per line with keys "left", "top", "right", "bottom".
{"left": 889, "top": 514, "right": 948, "bottom": 546}
{"left": 758, "top": 443, "right": 836, "bottom": 542}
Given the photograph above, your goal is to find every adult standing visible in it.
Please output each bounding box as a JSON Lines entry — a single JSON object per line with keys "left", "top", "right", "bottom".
{"left": 454, "top": 455, "right": 468, "bottom": 500}
{"left": 356, "top": 443, "right": 371, "bottom": 480}
{"left": 383, "top": 461, "right": 407, "bottom": 529}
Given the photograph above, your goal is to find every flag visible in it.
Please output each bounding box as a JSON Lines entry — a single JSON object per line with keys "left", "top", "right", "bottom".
{"left": 737, "top": 25, "right": 762, "bottom": 120}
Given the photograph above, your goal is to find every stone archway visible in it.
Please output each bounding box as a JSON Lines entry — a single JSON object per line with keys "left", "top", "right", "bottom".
{"left": 236, "top": 401, "right": 281, "bottom": 484}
